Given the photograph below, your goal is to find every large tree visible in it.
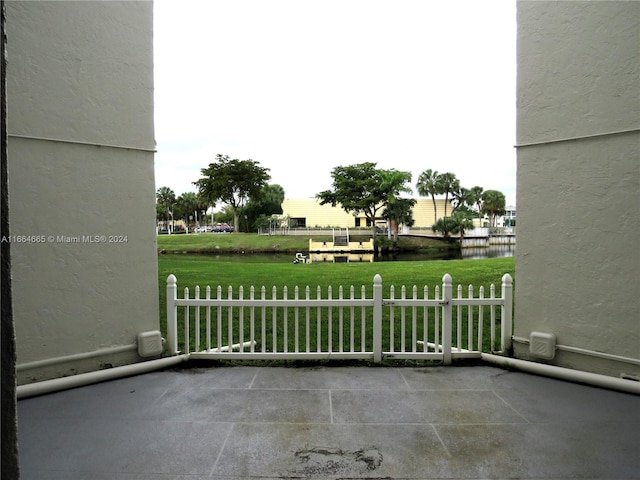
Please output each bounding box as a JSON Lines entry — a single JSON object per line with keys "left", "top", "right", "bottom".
{"left": 194, "top": 154, "right": 270, "bottom": 233}
{"left": 416, "top": 169, "right": 441, "bottom": 223}
{"left": 317, "top": 162, "right": 411, "bottom": 238}
{"left": 242, "top": 184, "right": 285, "bottom": 232}
{"left": 481, "top": 189, "right": 506, "bottom": 227}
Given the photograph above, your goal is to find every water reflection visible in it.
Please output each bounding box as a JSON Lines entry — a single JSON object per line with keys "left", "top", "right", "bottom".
{"left": 186, "top": 245, "right": 515, "bottom": 263}
{"left": 461, "top": 245, "right": 515, "bottom": 259}
{"left": 307, "top": 253, "right": 374, "bottom": 263}
{"left": 377, "top": 245, "right": 515, "bottom": 262}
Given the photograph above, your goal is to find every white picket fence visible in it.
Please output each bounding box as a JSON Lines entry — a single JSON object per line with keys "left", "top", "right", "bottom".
{"left": 166, "top": 273, "right": 513, "bottom": 365}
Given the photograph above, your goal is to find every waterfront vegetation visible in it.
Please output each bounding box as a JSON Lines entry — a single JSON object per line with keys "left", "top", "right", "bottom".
{"left": 157, "top": 233, "right": 515, "bottom": 360}
{"left": 156, "top": 231, "right": 457, "bottom": 255}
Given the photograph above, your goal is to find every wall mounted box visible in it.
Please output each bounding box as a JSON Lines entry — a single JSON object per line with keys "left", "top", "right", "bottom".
{"left": 530, "top": 331, "right": 557, "bottom": 360}
{"left": 137, "top": 331, "right": 163, "bottom": 357}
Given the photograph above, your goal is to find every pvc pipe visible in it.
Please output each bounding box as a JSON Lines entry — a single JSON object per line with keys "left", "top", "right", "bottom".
{"left": 556, "top": 344, "right": 640, "bottom": 366}
{"left": 482, "top": 353, "right": 640, "bottom": 395}
{"left": 17, "top": 344, "right": 138, "bottom": 372}
{"left": 17, "top": 355, "right": 189, "bottom": 400}
{"left": 18, "top": 351, "right": 639, "bottom": 399}
{"left": 514, "top": 127, "right": 640, "bottom": 148}
{"left": 511, "top": 336, "right": 640, "bottom": 366}
{"left": 8, "top": 133, "right": 156, "bottom": 152}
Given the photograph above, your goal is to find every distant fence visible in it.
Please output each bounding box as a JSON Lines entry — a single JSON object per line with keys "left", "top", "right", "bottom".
{"left": 166, "top": 274, "right": 513, "bottom": 365}
{"left": 258, "top": 227, "right": 375, "bottom": 236}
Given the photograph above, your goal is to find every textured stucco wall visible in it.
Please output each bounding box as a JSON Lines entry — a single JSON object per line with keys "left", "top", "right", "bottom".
{"left": 515, "top": 1, "right": 639, "bottom": 376}
{"left": 6, "top": 1, "right": 159, "bottom": 383}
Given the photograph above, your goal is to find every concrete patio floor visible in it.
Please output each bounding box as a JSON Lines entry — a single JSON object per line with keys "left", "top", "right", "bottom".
{"left": 17, "top": 364, "right": 640, "bottom": 479}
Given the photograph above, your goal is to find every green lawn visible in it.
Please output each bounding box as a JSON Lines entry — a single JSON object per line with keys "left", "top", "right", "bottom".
{"left": 156, "top": 231, "right": 456, "bottom": 254}
{"left": 157, "top": 232, "right": 327, "bottom": 253}
{"left": 157, "top": 249, "right": 515, "bottom": 359}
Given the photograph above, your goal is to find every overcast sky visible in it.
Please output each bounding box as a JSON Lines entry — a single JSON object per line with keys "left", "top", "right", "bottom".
{"left": 153, "top": 0, "right": 517, "bottom": 207}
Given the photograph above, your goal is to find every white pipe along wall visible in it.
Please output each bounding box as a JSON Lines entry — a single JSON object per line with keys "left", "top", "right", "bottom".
{"left": 16, "top": 352, "right": 640, "bottom": 399}
{"left": 16, "top": 355, "right": 189, "bottom": 399}
{"left": 482, "top": 354, "right": 640, "bottom": 395}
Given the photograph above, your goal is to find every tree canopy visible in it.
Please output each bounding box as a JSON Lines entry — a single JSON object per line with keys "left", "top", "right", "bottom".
{"left": 416, "top": 168, "right": 440, "bottom": 223}
{"left": 316, "top": 162, "right": 412, "bottom": 237}
{"left": 382, "top": 197, "right": 416, "bottom": 240}
{"left": 481, "top": 189, "right": 507, "bottom": 227}
{"left": 156, "top": 186, "right": 175, "bottom": 227}
{"left": 437, "top": 172, "right": 460, "bottom": 218}
{"left": 175, "top": 192, "right": 210, "bottom": 228}
{"left": 194, "top": 154, "right": 271, "bottom": 233}
{"left": 242, "top": 184, "right": 285, "bottom": 232}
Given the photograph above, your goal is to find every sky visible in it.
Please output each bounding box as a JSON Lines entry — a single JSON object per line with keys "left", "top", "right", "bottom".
{"left": 153, "top": 0, "right": 517, "bottom": 208}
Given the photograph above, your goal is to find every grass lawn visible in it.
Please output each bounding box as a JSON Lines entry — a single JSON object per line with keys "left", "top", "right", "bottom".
{"left": 157, "top": 236, "right": 515, "bottom": 360}
{"left": 159, "top": 255, "right": 515, "bottom": 294}
{"left": 156, "top": 231, "right": 456, "bottom": 255}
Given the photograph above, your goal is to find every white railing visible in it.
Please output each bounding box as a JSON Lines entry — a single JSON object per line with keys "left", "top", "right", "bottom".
{"left": 166, "top": 273, "right": 513, "bottom": 365}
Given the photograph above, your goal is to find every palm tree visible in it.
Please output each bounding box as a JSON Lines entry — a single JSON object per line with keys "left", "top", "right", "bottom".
{"left": 470, "top": 186, "right": 484, "bottom": 221}
{"left": 416, "top": 169, "right": 441, "bottom": 223}
{"left": 156, "top": 186, "right": 175, "bottom": 230}
{"left": 176, "top": 192, "right": 205, "bottom": 229}
{"left": 382, "top": 197, "right": 416, "bottom": 241}
{"left": 451, "top": 186, "right": 474, "bottom": 213}
{"left": 481, "top": 189, "right": 506, "bottom": 227}
{"left": 437, "top": 172, "right": 460, "bottom": 218}
{"left": 380, "top": 169, "right": 413, "bottom": 237}
{"left": 451, "top": 210, "right": 475, "bottom": 241}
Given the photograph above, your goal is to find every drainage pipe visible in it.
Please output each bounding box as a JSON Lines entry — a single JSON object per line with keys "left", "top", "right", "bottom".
{"left": 17, "top": 344, "right": 138, "bottom": 372}
{"left": 481, "top": 353, "right": 640, "bottom": 395}
{"left": 511, "top": 336, "right": 640, "bottom": 366}
{"left": 17, "top": 354, "right": 189, "bottom": 400}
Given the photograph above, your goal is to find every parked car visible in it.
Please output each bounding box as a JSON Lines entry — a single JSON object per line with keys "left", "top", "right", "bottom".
{"left": 212, "top": 223, "right": 234, "bottom": 233}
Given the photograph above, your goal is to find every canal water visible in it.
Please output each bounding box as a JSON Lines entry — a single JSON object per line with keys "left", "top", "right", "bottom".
{"left": 194, "top": 245, "right": 515, "bottom": 263}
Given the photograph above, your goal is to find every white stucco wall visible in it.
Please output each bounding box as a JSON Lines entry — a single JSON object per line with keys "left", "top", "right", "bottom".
{"left": 6, "top": 1, "right": 159, "bottom": 383}
{"left": 515, "top": 1, "right": 639, "bottom": 377}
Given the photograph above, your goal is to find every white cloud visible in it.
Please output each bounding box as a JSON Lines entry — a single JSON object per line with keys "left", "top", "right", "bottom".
{"left": 154, "top": 0, "right": 517, "bottom": 205}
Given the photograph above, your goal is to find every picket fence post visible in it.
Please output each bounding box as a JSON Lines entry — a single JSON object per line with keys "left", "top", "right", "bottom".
{"left": 373, "top": 274, "right": 383, "bottom": 362}
{"left": 501, "top": 273, "right": 513, "bottom": 353}
{"left": 166, "top": 274, "right": 178, "bottom": 355}
{"left": 442, "top": 274, "right": 453, "bottom": 365}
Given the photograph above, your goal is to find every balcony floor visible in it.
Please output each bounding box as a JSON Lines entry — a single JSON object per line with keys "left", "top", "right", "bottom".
{"left": 17, "top": 364, "right": 640, "bottom": 479}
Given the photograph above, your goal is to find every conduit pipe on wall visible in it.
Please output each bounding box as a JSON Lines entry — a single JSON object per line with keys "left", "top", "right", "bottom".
{"left": 8, "top": 133, "right": 157, "bottom": 152}
{"left": 481, "top": 353, "right": 640, "bottom": 395}
{"left": 16, "top": 354, "right": 189, "bottom": 400}
{"left": 16, "top": 344, "right": 138, "bottom": 372}
{"left": 511, "top": 336, "right": 640, "bottom": 366}
{"left": 17, "top": 352, "right": 640, "bottom": 399}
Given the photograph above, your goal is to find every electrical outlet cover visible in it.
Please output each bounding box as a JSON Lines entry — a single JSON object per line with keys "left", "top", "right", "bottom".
{"left": 530, "top": 331, "right": 556, "bottom": 360}
{"left": 138, "top": 330, "right": 163, "bottom": 357}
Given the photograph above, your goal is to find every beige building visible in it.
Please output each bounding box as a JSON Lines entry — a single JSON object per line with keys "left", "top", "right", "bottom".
{"left": 515, "top": 1, "right": 639, "bottom": 377}
{"left": 281, "top": 197, "right": 453, "bottom": 229}
{"left": 5, "top": 1, "right": 160, "bottom": 384}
